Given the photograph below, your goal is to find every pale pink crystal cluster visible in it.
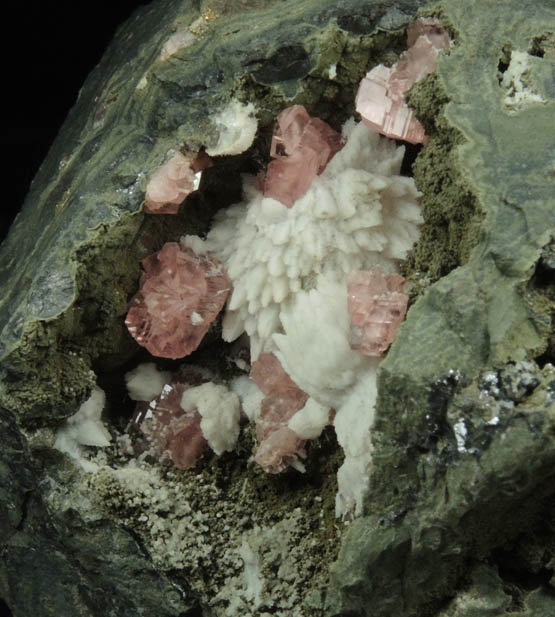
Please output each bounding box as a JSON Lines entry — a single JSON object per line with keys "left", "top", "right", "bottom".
{"left": 347, "top": 268, "right": 409, "bottom": 356}
{"left": 251, "top": 353, "right": 311, "bottom": 473}
{"left": 144, "top": 151, "right": 212, "bottom": 214}
{"left": 263, "top": 105, "right": 344, "bottom": 207}
{"left": 125, "top": 242, "right": 230, "bottom": 358}
{"left": 356, "top": 18, "right": 450, "bottom": 144}
{"left": 130, "top": 368, "right": 209, "bottom": 469}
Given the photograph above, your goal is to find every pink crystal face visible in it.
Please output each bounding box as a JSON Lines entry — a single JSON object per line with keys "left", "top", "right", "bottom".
{"left": 347, "top": 269, "right": 409, "bottom": 356}
{"left": 356, "top": 18, "right": 450, "bottom": 144}
{"left": 125, "top": 242, "right": 230, "bottom": 358}
{"left": 144, "top": 151, "right": 212, "bottom": 214}
{"left": 131, "top": 381, "right": 208, "bottom": 469}
{"left": 251, "top": 353, "right": 309, "bottom": 473}
{"left": 263, "top": 105, "right": 344, "bottom": 207}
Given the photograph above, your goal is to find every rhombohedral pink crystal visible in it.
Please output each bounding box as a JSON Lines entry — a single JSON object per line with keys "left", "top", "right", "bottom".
{"left": 144, "top": 151, "right": 212, "bottom": 214}
{"left": 125, "top": 242, "right": 230, "bottom": 358}
{"left": 355, "top": 18, "right": 450, "bottom": 144}
{"left": 263, "top": 105, "right": 344, "bottom": 207}
{"left": 130, "top": 367, "right": 211, "bottom": 469}
{"left": 250, "top": 352, "right": 309, "bottom": 473}
{"left": 347, "top": 269, "right": 409, "bottom": 356}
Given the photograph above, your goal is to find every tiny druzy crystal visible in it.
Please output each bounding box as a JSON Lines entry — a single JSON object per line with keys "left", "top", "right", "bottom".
{"left": 355, "top": 18, "right": 450, "bottom": 144}
{"left": 144, "top": 151, "right": 212, "bottom": 214}
{"left": 347, "top": 269, "right": 409, "bottom": 356}
{"left": 263, "top": 105, "right": 344, "bottom": 207}
{"left": 250, "top": 352, "right": 309, "bottom": 472}
{"left": 125, "top": 242, "right": 230, "bottom": 358}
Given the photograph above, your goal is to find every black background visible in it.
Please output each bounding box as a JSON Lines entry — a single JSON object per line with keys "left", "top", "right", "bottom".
{"left": 1, "top": 1, "right": 153, "bottom": 243}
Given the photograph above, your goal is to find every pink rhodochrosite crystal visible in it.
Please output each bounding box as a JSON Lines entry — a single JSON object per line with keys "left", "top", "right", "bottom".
{"left": 355, "top": 18, "right": 450, "bottom": 144}
{"left": 263, "top": 105, "right": 344, "bottom": 207}
{"left": 347, "top": 269, "right": 409, "bottom": 356}
{"left": 250, "top": 352, "right": 309, "bottom": 473}
{"left": 132, "top": 381, "right": 208, "bottom": 470}
{"left": 144, "top": 151, "right": 212, "bottom": 214}
{"left": 125, "top": 242, "right": 230, "bottom": 358}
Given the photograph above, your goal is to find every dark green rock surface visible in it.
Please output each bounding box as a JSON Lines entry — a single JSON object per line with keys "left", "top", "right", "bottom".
{"left": 327, "top": 0, "right": 555, "bottom": 615}
{"left": 1, "top": 0, "right": 555, "bottom": 615}
{"left": 0, "top": 406, "right": 200, "bottom": 617}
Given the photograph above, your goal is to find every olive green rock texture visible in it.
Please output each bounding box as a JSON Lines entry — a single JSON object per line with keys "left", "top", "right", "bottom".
{"left": 1, "top": 0, "right": 555, "bottom": 615}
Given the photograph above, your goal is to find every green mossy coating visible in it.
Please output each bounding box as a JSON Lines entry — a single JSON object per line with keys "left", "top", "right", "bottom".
{"left": 403, "top": 75, "right": 484, "bottom": 289}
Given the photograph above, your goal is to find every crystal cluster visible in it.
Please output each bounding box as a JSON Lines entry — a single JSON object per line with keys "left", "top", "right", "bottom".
{"left": 263, "top": 105, "right": 344, "bottom": 207}
{"left": 200, "top": 117, "right": 421, "bottom": 360}
{"left": 132, "top": 380, "right": 208, "bottom": 469}
{"left": 356, "top": 18, "right": 450, "bottom": 143}
{"left": 197, "top": 113, "right": 422, "bottom": 516}
{"left": 129, "top": 365, "right": 240, "bottom": 469}
{"left": 144, "top": 151, "right": 211, "bottom": 214}
{"left": 125, "top": 242, "right": 230, "bottom": 358}
{"left": 122, "top": 51, "right": 427, "bottom": 514}
{"left": 250, "top": 353, "right": 310, "bottom": 473}
{"left": 347, "top": 269, "right": 409, "bottom": 356}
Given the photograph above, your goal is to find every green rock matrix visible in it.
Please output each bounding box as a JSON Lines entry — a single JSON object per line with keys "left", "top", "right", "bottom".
{"left": 327, "top": 0, "right": 555, "bottom": 615}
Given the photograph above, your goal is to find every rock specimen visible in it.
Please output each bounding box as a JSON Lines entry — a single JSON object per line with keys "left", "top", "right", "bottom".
{"left": 347, "top": 268, "right": 409, "bottom": 356}
{"left": 194, "top": 115, "right": 421, "bottom": 514}
{"left": 2, "top": 1, "right": 555, "bottom": 616}
{"left": 125, "top": 242, "right": 230, "bottom": 358}
{"left": 356, "top": 17, "right": 451, "bottom": 143}
{"left": 263, "top": 105, "right": 344, "bottom": 207}
{"left": 144, "top": 151, "right": 212, "bottom": 214}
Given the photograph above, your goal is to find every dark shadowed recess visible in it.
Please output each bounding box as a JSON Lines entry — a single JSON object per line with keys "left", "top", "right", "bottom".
{"left": 0, "top": 598, "right": 12, "bottom": 617}
{"left": 0, "top": 2, "right": 154, "bottom": 244}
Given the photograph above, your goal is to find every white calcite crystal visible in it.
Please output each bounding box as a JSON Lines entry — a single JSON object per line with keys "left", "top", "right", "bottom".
{"left": 159, "top": 29, "right": 197, "bottom": 61}
{"left": 187, "top": 118, "right": 422, "bottom": 516}
{"left": 203, "top": 118, "right": 421, "bottom": 360}
{"left": 180, "top": 382, "right": 241, "bottom": 455}
{"left": 54, "top": 386, "right": 111, "bottom": 472}
{"left": 125, "top": 362, "right": 171, "bottom": 401}
{"left": 206, "top": 99, "right": 258, "bottom": 156}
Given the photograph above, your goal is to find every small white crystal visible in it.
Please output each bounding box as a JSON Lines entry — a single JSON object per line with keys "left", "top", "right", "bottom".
{"left": 54, "top": 386, "right": 111, "bottom": 472}
{"left": 125, "top": 363, "right": 171, "bottom": 401}
{"left": 206, "top": 99, "right": 258, "bottom": 156}
{"left": 180, "top": 382, "right": 241, "bottom": 455}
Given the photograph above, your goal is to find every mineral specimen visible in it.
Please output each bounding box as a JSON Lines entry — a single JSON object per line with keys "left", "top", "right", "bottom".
{"left": 190, "top": 115, "right": 422, "bottom": 513}
{"left": 250, "top": 352, "right": 310, "bottom": 472}
{"left": 125, "top": 242, "right": 230, "bottom": 358}
{"left": 263, "top": 105, "right": 344, "bottom": 207}
{"left": 347, "top": 268, "right": 409, "bottom": 356}
{"left": 356, "top": 18, "right": 450, "bottom": 143}
{"left": 144, "top": 151, "right": 212, "bottom": 214}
